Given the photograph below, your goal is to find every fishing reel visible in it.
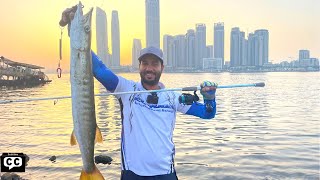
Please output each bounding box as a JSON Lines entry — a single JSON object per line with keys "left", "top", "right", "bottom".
{"left": 179, "top": 91, "right": 199, "bottom": 105}
{"left": 179, "top": 91, "right": 214, "bottom": 113}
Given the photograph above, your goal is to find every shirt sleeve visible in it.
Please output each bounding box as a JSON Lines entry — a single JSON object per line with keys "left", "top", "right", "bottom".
{"left": 91, "top": 51, "right": 119, "bottom": 92}
{"left": 185, "top": 99, "right": 216, "bottom": 119}
{"left": 113, "top": 76, "right": 136, "bottom": 93}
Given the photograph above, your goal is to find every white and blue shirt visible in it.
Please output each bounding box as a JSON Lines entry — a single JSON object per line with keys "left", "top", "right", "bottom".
{"left": 114, "top": 76, "right": 191, "bottom": 176}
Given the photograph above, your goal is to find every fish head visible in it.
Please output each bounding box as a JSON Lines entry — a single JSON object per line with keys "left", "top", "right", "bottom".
{"left": 70, "top": 1, "right": 93, "bottom": 51}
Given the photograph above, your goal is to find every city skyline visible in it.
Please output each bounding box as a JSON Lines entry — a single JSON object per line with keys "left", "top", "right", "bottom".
{"left": 0, "top": 0, "right": 319, "bottom": 71}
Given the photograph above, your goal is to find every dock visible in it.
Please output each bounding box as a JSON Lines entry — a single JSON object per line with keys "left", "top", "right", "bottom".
{"left": 0, "top": 56, "right": 51, "bottom": 87}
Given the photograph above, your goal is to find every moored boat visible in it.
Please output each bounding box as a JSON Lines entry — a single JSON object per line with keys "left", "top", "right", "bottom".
{"left": 0, "top": 56, "right": 51, "bottom": 87}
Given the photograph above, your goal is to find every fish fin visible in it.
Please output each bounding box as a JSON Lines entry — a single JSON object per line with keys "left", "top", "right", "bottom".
{"left": 70, "top": 130, "right": 77, "bottom": 146}
{"left": 80, "top": 165, "right": 105, "bottom": 180}
{"left": 95, "top": 126, "right": 103, "bottom": 144}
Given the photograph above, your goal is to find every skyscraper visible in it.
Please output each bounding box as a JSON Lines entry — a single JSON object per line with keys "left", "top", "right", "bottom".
{"left": 186, "top": 29, "right": 196, "bottom": 68}
{"left": 247, "top": 29, "right": 269, "bottom": 66}
{"left": 164, "top": 35, "right": 177, "bottom": 69}
{"left": 111, "top": 10, "right": 120, "bottom": 67}
{"left": 96, "top": 7, "right": 109, "bottom": 66}
{"left": 132, "top": 39, "right": 142, "bottom": 69}
{"left": 214, "top": 22, "right": 224, "bottom": 66}
{"left": 230, "top": 27, "right": 247, "bottom": 67}
{"left": 174, "top": 35, "right": 187, "bottom": 68}
{"left": 240, "top": 31, "right": 247, "bottom": 66}
{"left": 230, "top": 27, "right": 241, "bottom": 67}
{"left": 195, "top": 24, "right": 206, "bottom": 70}
{"left": 247, "top": 33, "right": 256, "bottom": 66}
{"left": 146, "top": 0, "right": 160, "bottom": 48}
{"left": 206, "top": 45, "right": 213, "bottom": 58}
{"left": 299, "top": 50, "right": 310, "bottom": 60}
{"left": 168, "top": 38, "right": 176, "bottom": 69}
{"left": 163, "top": 35, "right": 174, "bottom": 66}
{"left": 255, "top": 29, "right": 269, "bottom": 66}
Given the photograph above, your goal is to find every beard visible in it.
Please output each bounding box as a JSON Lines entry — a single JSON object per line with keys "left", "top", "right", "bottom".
{"left": 140, "top": 70, "right": 162, "bottom": 86}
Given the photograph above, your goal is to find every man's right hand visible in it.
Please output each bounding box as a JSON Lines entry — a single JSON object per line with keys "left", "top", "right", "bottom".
{"left": 59, "top": 5, "right": 77, "bottom": 27}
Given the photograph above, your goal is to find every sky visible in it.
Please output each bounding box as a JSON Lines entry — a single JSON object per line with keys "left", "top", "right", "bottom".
{"left": 0, "top": 0, "right": 319, "bottom": 72}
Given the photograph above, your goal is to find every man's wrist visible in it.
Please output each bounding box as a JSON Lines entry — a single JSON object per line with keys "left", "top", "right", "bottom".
{"left": 204, "top": 99, "right": 215, "bottom": 103}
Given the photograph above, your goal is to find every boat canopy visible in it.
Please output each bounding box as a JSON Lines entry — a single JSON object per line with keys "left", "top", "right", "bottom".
{"left": 0, "top": 56, "right": 44, "bottom": 69}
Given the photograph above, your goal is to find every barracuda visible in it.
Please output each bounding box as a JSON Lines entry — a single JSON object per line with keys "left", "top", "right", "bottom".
{"left": 69, "top": 2, "right": 104, "bottom": 179}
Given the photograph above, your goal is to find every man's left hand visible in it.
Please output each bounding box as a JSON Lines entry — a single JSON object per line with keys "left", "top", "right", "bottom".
{"left": 200, "top": 81, "right": 218, "bottom": 100}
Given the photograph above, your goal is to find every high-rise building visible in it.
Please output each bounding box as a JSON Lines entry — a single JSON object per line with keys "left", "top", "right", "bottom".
{"left": 240, "top": 31, "right": 247, "bottom": 66}
{"left": 146, "top": 0, "right": 160, "bottom": 48}
{"left": 214, "top": 22, "right": 224, "bottom": 66}
{"left": 168, "top": 38, "right": 176, "bottom": 69}
{"left": 186, "top": 29, "right": 196, "bottom": 68}
{"left": 163, "top": 35, "right": 174, "bottom": 66}
{"left": 206, "top": 45, "right": 213, "bottom": 58}
{"left": 247, "top": 33, "right": 256, "bottom": 66}
{"left": 247, "top": 29, "right": 269, "bottom": 66}
{"left": 195, "top": 24, "right": 206, "bottom": 70}
{"left": 173, "top": 37, "right": 179, "bottom": 69}
{"left": 111, "top": 10, "right": 120, "bottom": 67}
{"left": 230, "top": 27, "right": 247, "bottom": 67}
{"left": 299, "top": 50, "right": 310, "bottom": 60}
{"left": 255, "top": 29, "right": 269, "bottom": 66}
{"left": 96, "top": 7, "right": 109, "bottom": 66}
{"left": 230, "top": 27, "right": 241, "bottom": 67}
{"left": 174, "top": 35, "right": 187, "bottom": 68}
{"left": 132, "top": 39, "right": 142, "bottom": 69}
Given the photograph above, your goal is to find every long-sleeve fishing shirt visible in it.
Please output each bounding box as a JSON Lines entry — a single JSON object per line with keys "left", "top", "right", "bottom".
{"left": 91, "top": 51, "right": 216, "bottom": 176}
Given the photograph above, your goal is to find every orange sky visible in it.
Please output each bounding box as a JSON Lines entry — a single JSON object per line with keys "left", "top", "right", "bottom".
{"left": 0, "top": 0, "right": 319, "bottom": 72}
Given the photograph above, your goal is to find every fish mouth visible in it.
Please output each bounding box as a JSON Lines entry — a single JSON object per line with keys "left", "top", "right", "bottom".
{"left": 72, "top": 1, "right": 93, "bottom": 27}
{"left": 70, "top": 2, "right": 93, "bottom": 50}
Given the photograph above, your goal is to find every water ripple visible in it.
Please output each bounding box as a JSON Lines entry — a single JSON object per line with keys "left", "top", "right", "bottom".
{"left": 0, "top": 73, "right": 319, "bottom": 179}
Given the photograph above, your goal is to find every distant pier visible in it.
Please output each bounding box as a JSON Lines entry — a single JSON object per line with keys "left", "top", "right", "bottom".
{"left": 0, "top": 56, "right": 51, "bottom": 87}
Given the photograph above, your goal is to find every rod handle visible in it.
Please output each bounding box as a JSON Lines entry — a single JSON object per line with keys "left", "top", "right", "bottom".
{"left": 181, "top": 87, "right": 198, "bottom": 91}
{"left": 254, "top": 82, "right": 265, "bottom": 87}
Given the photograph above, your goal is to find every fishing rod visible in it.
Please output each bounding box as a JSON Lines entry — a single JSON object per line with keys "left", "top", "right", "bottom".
{"left": 0, "top": 82, "right": 265, "bottom": 104}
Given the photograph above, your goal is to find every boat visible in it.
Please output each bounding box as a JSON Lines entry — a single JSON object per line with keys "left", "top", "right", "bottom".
{"left": 0, "top": 56, "right": 52, "bottom": 87}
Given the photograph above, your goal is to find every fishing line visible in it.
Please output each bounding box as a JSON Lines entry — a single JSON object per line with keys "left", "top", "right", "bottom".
{"left": 0, "top": 82, "right": 265, "bottom": 104}
{"left": 57, "top": 26, "right": 64, "bottom": 78}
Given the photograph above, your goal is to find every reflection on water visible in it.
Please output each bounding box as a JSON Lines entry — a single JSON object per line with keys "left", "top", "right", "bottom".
{"left": 0, "top": 72, "right": 319, "bottom": 180}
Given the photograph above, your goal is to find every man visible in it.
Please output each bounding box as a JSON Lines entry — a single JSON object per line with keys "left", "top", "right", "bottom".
{"left": 60, "top": 7, "right": 217, "bottom": 180}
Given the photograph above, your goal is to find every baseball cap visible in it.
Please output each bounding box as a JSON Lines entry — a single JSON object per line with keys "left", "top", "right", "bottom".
{"left": 138, "top": 46, "right": 163, "bottom": 63}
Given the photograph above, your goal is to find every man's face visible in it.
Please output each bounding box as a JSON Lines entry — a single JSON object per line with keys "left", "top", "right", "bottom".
{"left": 139, "top": 54, "right": 164, "bottom": 86}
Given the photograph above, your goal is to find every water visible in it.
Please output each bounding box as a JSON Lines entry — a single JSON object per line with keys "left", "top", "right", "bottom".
{"left": 0, "top": 72, "right": 319, "bottom": 180}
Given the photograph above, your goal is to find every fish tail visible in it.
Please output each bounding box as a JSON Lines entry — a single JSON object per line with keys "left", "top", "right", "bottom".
{"left": 80, "top": 165, "right": 105, "bottom": 180}
{"left": 70, "top": 130, "right": 77, "bottom": 146}
{"left": 95, "top": 126, "right": 103, "bottom": 144}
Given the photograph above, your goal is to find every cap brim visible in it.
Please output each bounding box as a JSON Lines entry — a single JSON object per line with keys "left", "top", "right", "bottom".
{"left": 138, "top": 53, "right": 163, "bottom": 63}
